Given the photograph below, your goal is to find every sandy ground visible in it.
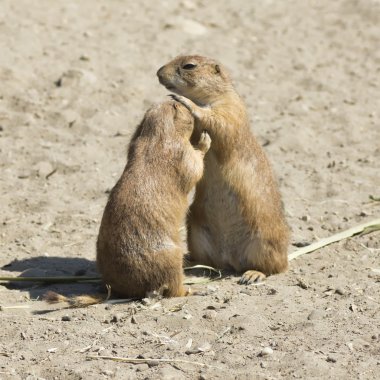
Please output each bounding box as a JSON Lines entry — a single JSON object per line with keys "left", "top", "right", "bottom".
{"left": 0, "top": 0, "right": 379, "bottom": 379}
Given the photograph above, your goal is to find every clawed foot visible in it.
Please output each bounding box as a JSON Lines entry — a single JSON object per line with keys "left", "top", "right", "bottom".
{"left": 238, "top": 270, "right": 266, "bottom": 285}
{"left": 197, "top": 131, "right": 211, "bottom": 153}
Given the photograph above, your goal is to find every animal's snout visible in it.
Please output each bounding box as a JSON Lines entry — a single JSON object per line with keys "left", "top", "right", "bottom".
{"left": 156, "top": 65, "right": 165, "bottom": 79}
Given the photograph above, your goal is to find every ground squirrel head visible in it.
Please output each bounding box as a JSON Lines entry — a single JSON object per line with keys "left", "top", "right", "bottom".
{"left": 137, "top": 100, "right": 194, "bottom": 140}
{"left": 157, "top": 55, "right": 233, "bottom": 104}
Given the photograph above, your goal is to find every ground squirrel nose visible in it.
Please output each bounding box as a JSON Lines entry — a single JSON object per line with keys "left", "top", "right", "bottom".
{"left": 157, "top": 66, "right": 164, "bottom": 78}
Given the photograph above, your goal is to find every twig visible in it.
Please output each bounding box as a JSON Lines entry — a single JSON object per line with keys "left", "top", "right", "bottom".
{"left": 289, "top": 218, "right": 380, "bottom": 261}
{"left": 105, "top": 284, "right": 111, "bottom": 301}
{"left": 216, "top": 326, "right": 231, "bottom": 341}
{"left": 0, "top": 276, "right": 102, "bottom": 284}
{"left": 46, "top": 168, "right": 57, "bottom": 179}
{"left": 87, "top": 355, "right": 219, "bottom": 369}
{"left": 0, "top": 267, "right": 220, "bottom": 285}
{"left": 184, "top": 264, "right": 221, "bottom": 274}
{"left": 103, "top": 298, "right": 135, "bottom": 304}
{"left": 0, "top": 305, "right": 31, "bottom": 311}
{"left": 183, "top": 265, "right": 223, "bottom": 285}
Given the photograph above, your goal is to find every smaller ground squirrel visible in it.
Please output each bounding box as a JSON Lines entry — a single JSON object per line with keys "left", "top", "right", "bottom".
{"left": 46, "top": 100, "right": 210, "bottom": 306}
{"left": 157, "top": 55, "right": 289, "bottom": 284}
{"left": 96, "top": 100, "right": 210, "bottom": 298}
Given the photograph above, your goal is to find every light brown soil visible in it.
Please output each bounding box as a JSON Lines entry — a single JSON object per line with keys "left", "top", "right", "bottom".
{"left": 0, "top": 0, "right": 379, "bottom": 379}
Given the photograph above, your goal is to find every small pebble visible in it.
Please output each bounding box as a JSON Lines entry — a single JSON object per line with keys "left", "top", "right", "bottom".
{"left": 346, "top": 342, "right": 354, "bottom": 352}
{"left": 197, "top": 342, "right": 212, "bottom": 352}
{"left": 92, "top": 346, "right": 104, "bottom": 352}
{"left": 307, "top": 310, "right": 324, "bottom": 320}
{"left": 18, "top": 170, "right": 32, "bottom": 179}
{"left": 267, "top": 288, "right": 278, "bottom": 295}
{"left": 99, "top": 349, "right": 112, "bottom": 356}
{"left": 292, "top": 241, "right": 311, "bottom": 248}
{"left": 181, "top": 19, "right": 208, "bottom": 36}
{"left": 159, "top": 367, "right": 186, "bottom": 380}
{"left": 327, "top": 355, "right": 337, "bottom": 363}
{"left": 335, "top": 288, "right": 345, "bottom": 295}
{"left": 182, "top": 0, "right": 196, "bottom": 10}
{"left": 61, "top": 315, "right": 71, "bottom": 322}
{"left": 259, "top": 347, "right": 273, "bottom": 356}
{"left": 147, "top": 360, "right": 160, "bottom": 367}
{"left": 349, "top": 304, "right": 358, "bottom": 312}
{"left": 296, "top": 278, "right": 309, "bottom": 289}
{"left": 135, "top": 364, "right": 149, "bottom": 372}
{"left": 301, "top": 215, "right": 310, "bottom": 222}
{"left": 203, "top": 310, "right": 217, "bottom": 320}
{"left": 34, "top": 161, "right": 54, "bottom": 178}
{"left": 101, "top": 370, "right": 113, "bottom": 377}
{"left": 206, "top": 285, "right": 217, "bottom": 293}
{"left": 141, "top": 298, "right": 151, "bottom": 306}
{"left": 111, "top": 314, "right": 122, "bottom": 323}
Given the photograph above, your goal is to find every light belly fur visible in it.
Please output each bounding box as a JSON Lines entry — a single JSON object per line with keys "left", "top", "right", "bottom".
{"left": 189, "top": 152, "right": 254, "bottom": 271}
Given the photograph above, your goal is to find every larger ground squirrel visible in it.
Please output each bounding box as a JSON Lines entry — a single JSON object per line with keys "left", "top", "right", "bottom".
{"left": 96, "top": 100, "right": 211, "bottom": 298}
{"left": 157, "top": 55, "right": 289, "bottom": 284}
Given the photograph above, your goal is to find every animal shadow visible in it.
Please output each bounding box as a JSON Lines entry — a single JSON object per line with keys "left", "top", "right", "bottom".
{"left": 1, "top": 256, "right": 102, "bottom": 299}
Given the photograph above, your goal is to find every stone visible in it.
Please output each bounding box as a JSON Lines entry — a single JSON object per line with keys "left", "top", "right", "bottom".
{"left": 260, "top": 347, "right": 273, "bottom": 356}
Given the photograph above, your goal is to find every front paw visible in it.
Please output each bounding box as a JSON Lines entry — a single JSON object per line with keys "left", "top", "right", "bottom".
{"left": 168, "top": 94, "right": 196, "bottom": 113}
{"left": 198, "top": 131, "right": 211, "bottom": 153}
{"left": 238, "top": 270, "right": 266, "bottom": 285}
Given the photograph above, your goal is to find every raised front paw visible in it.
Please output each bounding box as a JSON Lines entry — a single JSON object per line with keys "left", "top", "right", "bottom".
{"left": 198, "top": 131, "right": 211, "bottom": 153}
{"left": 168, "top": 94, "right": 196, "bottom": 113}
{"left": 238, "top": 270, "right": 266, "bottom": 285}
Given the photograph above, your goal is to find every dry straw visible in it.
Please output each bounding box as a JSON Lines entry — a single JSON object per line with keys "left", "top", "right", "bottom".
{"left": 288, "top": 218, "right": 380, "bottom": 261}
{"left": 86, "top": 354, "right": 220, "bottom": 369}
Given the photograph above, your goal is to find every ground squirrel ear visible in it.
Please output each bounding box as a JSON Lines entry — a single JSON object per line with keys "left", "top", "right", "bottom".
{"left": 172, "top": 102, "right": 178, "bottom": 119}
{"left": 215, "top": 64, "right": 221, "bottom": 74}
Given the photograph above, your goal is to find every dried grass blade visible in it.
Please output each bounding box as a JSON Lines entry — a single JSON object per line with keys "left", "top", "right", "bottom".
{"left": 0, "top": 276, "right": 102, "bottom": 283}
{"left": 184, "top": 265, "right": 220, "bottom": 274}
{"left": 87, "top": 355, "right": 219, "bottom": 369}
{"left": 289, "top": 218, "right": 380, "bottom": 261}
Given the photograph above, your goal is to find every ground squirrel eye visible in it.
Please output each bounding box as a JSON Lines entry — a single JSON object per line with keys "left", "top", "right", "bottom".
{"left": 182, "top": 63, "right": 197, "bottom": 70}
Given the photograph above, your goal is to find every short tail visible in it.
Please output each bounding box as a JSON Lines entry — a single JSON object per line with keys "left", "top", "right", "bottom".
{"left": 44, "top": 291, "right": 105, "bottom": 308}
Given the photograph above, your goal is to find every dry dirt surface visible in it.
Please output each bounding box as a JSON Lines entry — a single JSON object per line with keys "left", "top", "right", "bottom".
{"left": 0, "top": 0, "right": 379, "bottom": 379}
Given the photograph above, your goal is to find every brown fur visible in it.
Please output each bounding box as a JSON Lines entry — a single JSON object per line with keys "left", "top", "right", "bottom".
{"left": 44, "top": 291, "right": 104, "bottom": 308}
{"left": 157, "top": 55, "right": 289, "bottom": 284}
{"left": 96, "top": 100, "right": 211, "bottom": 298}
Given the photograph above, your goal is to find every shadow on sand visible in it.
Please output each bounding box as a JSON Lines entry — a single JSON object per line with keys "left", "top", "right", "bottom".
{"left": 1, "top": 256, "right": 102, "bottom": 300}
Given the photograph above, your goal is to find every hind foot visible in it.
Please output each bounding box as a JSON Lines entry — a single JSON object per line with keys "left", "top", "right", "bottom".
{"left": 238, "top": 270, "right": 266, "bottom": 285}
